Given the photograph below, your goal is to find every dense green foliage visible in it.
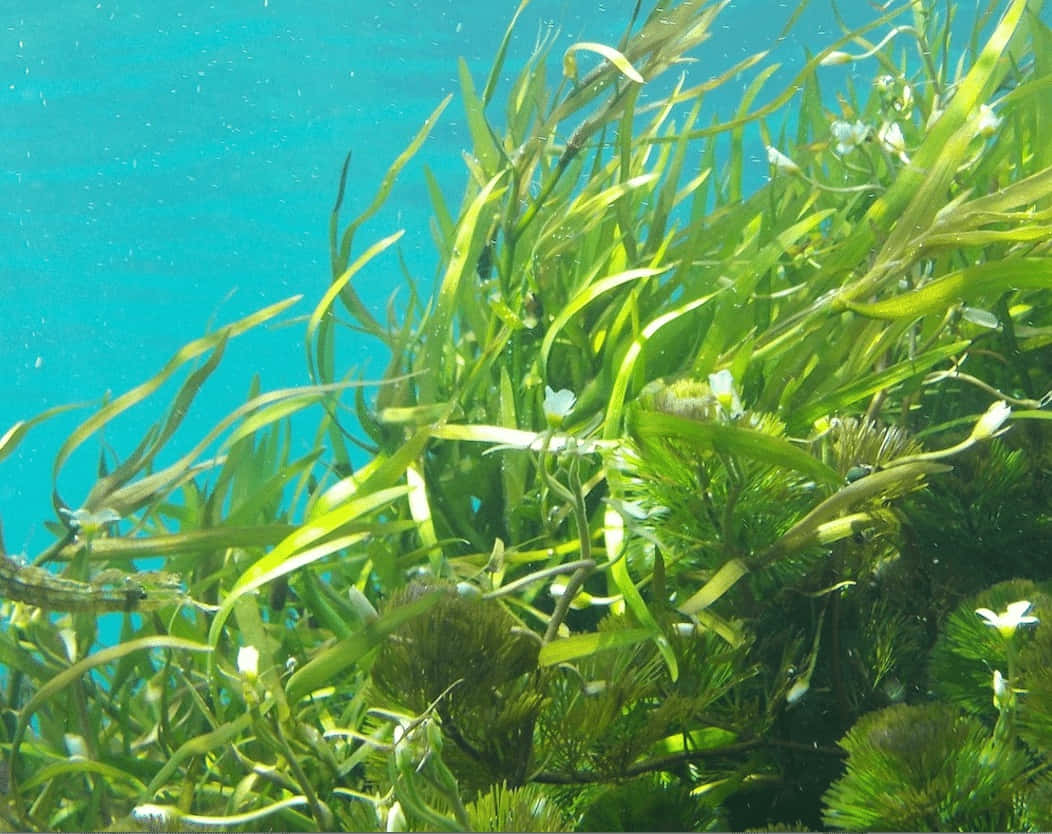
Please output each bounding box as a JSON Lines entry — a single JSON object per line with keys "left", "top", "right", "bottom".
{"left": 1, "top": 0, "right": 1051, "bottom": 830}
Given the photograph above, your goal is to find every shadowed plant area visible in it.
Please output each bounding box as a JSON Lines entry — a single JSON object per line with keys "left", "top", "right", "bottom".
{"left": 2, "top": 0, "right": 1052, "bottom": 830}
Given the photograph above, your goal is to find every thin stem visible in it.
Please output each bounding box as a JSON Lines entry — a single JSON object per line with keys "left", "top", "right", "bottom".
{"left": 536, "top": 429, "right": 597, "bottom": 643}
{"left": 532, "top": 735, "right": 846, "bottom": 784}
{"left": 272, "top": 715, "right": 333, "bottom": 830}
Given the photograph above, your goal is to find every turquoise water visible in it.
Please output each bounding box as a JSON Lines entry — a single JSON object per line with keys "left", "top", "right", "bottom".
{"left": 0, "top": 1, "right": 1014, "bottom": 555}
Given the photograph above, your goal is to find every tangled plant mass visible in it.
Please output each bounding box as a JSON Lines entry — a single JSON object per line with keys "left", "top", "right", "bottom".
{"left": 1, "top": 0, "right": 1051, "bottom": 830}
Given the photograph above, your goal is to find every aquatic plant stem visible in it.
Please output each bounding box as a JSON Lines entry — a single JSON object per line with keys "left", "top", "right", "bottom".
{"left": 482, "top": 559, "right": 597, "bottom": 601}
{"left": 419, "top": 756, "right": 472, "bottom": 830}
{"left": 270, "top": 713, "right": 334, "bottom": 830}
{"left": 537, "top": 429, "right": 596, "bottom": 643}
{"left": 532, "top": 735, "right": 846, "bottom": 784}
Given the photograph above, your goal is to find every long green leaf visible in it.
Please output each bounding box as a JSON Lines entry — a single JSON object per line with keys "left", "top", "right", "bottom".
{"left": 51, "top": 297, "right": 300, "bottom": 490}
{"left": 795, "top": 340, "right": 970, "bottom": 425}
{"left": 207, "top": 486, "right": 409, "bottom": 648}
{"left": 538, "top": 627, "right": 654, "bottom": 666}
{"left": 836, "top": 0, "right": 1032, "bottom": 301}
{"left": 11, "top": 636, "right": 212, "bottom": 792}
{"left": 839, "top": 260, "right": 1052, "bottom": 320}
{"left": 0, "top": 402, "right": 87, "bottom": 466}
{"left": 285, "top": 589, "right": 443, "bottom": 703}
{"left": 334, "top": 95, "right": 452, "bottom": 271}
{"left": 540, "top": 266, "right": 671, "bottom": 375}
{"left": 630, "top": 410, "right": 841, "bottom": 486}
{"left": 417, "top": 171, "right": 506, "bottom": 403}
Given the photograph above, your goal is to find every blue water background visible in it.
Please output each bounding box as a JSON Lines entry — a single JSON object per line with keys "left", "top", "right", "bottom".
{"left": 0, "top": 1, "right": 1009, "bottom": 556}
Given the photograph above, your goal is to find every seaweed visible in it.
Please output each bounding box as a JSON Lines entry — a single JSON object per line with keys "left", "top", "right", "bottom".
{"left": 2, "top": 0, "right": 1052, "bottom": 830}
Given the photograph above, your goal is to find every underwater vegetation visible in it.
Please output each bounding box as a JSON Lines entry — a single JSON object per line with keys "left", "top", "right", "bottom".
{"left": 2, "top": 0, "right": 1052, "bottom": 830}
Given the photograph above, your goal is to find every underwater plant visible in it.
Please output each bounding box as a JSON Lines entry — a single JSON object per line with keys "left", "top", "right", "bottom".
{"left": 1, "top": 0, "right": 1052, "bottom": 830}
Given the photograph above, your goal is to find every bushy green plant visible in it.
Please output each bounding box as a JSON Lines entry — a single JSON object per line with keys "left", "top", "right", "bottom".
{"left": 821, "top": 702, "right": 1032, "bottom": 831}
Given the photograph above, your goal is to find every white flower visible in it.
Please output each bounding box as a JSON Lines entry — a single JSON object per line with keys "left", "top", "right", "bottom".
{"left": 831, "top": 120, "right": 869, "bottom": 155}
{"left": 347, "top": 586, "right": 379, "bottom": 623}
{"left": 543, "top": 386, "right": 576, "bottom": 428}
{"left": 60, "top": 506, "right": 121, "bottom": 539}
{"left": 58, "top": 627, "right": 77, "bottom": 663}
{"left": 786, "top": 677, "right": 810, "bottom": 704}
{"left": 878, "top": 121, "right": 909, "bottom": 163}
{"left": 132, "top": 804, "right": 176, "bottom": 827}
{"left": 64, "top": 733, "right": 88, "bottom": 760}
{"left": 237, "top": 645, "right": 260, "bottom": 681}
{"left": 583, "top": 679, "right": 608, "bottom": 695}
{"left": 875, "top": 74, "right": 895, "bottom": 94}
{"left": 455, "top": 581, "right": 482, "bottom": 599}
{"left": 976, "top": 600, "right": 1039, "bottom": 638}
{"left": 969, "top": 400, "right": 1012, "bottom": 443}
{"left": 766, "top": 146, "right": 801, "bottom": 175}
{"left": 976, "top": 104, "right": 1002, "bottom": 138}
{"left": 961, "top": 306, "right": 1000, "bottom": 330}
{"left": 992, "top": 669, "right": 1010, "bottom": 708}
{"left": 894, "top": 83, "right": 914, "bottom": 115}
{"left": 385, "top": 801, "right": 407, "bottom": 832}
{"left": 708, "top": 369, "right": 744, "bottom": 418}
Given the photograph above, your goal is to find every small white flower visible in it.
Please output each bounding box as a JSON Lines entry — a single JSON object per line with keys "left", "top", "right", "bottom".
{"left": 766, "top": 146, "right": 801, "bottom": 175}
{"left": 961, "top": 306, "right": 1000, "bottom": 330}
{"left": 64, "top": 733, "right": 88, "bottom": 760}
{"left": 385, "top": 801, "right": 407, "bottom": 832}
{"left": 969, "top": 400, "right": 1012, "bottom": 443}
{"left": 992, "top": 669, "right": 1010, "bottom": 708}
{"left": 583, "top": 679, "right": 608, "bottom": 696}
{"left": 975, "top": 104, "right": 1002, "bottom": 139}
{"left": 708, "top": 369, "right": 744, "bottom": 418}
{"left": 976, "top": 600, "right": 1039, "bottom": 638}
{"left": 786, "top": 677, "right": 810, "bottom": 704}
{"left": 455, "top": 581, "right": 482, "bottom": 599}
{"left": 878, "top": 121, "right": 909, "bottom": 163}
{"left": 894, "top": 83, "right": 914, "bottom": 115}
{"left": 58, "top": 627, "right": 78, "bottom": 663}
{"left": 237, "top": 645, "right": 260, "bottom": 681}
{"left": 347, "top": 586, "right": 379, "bottom": 623}
{"left": 132, "top": 804, "right": 176, "bottom": 827}
{"left": 543, "top": 385, "right": 576, "bottom": 428}
{"left": 60, "top": 506, "right": 121, "bottom": 539}
{"left": 831, "top": 120, "right": 869, "bottom": 155}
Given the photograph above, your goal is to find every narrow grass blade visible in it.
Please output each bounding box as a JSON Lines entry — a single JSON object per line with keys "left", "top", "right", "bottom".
{"left": 285, "top": 589, "right": 443, "bottom": 703}
{"left": 0, "top": 403, "right": 87, "bottom": 466}
{"left": 51, "top": 297, "right": 300, "bottom": 491}
{"left": 630, "top": 410, "right": 841, "bottom": 486}
{"left": 538, "top": 627, "right": 653, "bottom": 666}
